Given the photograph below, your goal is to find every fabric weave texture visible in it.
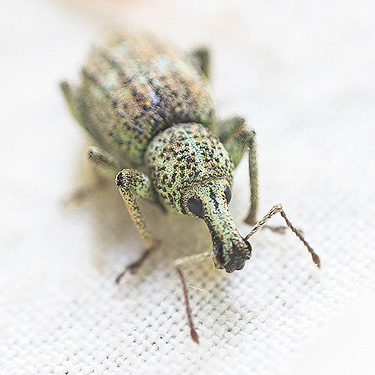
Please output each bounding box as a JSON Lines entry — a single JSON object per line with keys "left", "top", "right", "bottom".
{"left": 1, "top": 1, "right": 374, "bottom": 374}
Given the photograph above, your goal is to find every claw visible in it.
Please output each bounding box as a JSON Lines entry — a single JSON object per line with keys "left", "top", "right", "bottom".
{"left": 115, "top": 240, "right": 160, "bottom": 284}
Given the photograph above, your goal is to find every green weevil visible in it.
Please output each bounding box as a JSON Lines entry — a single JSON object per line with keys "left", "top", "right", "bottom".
{"left": 61, "top": 31, "right": 320, "bottom": 344}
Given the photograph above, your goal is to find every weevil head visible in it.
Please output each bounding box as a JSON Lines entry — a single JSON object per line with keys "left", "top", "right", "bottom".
{"left": 145, "top": 123, "right": 252, "bottom": 272}
{"left": 181, "top": 179, "right": 252, "bottom": 272}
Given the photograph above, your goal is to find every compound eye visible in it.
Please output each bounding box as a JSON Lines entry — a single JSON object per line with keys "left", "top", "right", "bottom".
{"left": 187, "top": 197, "right": 204, "bottom": 218}
{"left": 224, "top": 186, "right": 232, "bottom": 204}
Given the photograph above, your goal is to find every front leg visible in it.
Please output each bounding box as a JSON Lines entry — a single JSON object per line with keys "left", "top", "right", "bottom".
{"left": 115, "top": 169, "right": 160, "bottom": 282}
{"left": 216, "top": 116, "right": 259, "bottom": 225}
{"left": 217, "top": 118, "right": 288, "bottom": 233}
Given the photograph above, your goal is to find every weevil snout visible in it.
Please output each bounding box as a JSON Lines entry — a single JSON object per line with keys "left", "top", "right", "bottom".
{"left": 182, "top": 179, "right": 253, "bottom": 272}
{"left": 212, "top": 233, "right": 252, "bottom": 273}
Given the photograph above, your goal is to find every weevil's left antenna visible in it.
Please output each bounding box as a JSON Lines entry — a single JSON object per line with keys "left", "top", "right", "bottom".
{"left": 174, "top": 251, "right": 212, "bottom": 344}
{"left": 174, "top": 251, "right": 214, "bottom": 344}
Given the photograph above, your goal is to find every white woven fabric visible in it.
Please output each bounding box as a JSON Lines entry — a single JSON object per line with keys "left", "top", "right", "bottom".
{"left": 1, "top": 1, "right": 375, "bottom": 374}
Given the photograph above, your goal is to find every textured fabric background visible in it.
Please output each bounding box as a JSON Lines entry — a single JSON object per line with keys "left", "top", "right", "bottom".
{"left": 1, "top": 1, "right": 374, "bottom": 374}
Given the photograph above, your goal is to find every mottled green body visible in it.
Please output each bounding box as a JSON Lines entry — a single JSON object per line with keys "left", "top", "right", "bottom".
{"left": 61, "top": 31, "right": 320, "bottom": 343}
{"left": 77, "top": 32, "right": 214, "bottom": 168}
{"left": 61, "top": 31, "right": 259, "bottom": 275}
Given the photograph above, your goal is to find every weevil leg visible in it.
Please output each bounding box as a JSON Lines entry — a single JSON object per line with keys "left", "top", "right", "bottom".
{"left": 87, "top": 146, "right": 120, "bottom": 177}
{"left": 60, "top": 81, "right": 86, "bottom": 128}
{"left": 60, "top": 80, "right": 104, "bottom": 144}
{"left": 64, "top": 146, "right": 120, "bottom": 206}
{"left": 115, "top": 169, "right": 160, "bottom": 283}
{"left": 244, "top": 204, "right": 321, "bottom": 268}
{"left": 216, "top": 116, "right": 259, "bottom": 225}
{"left": 174, "top": 251, "right": 213, "bottom": 344}
{"left": 190, "top": 47, "right": 210, "bottom": 79}
{"left": 217, "top": 117, "right": 289, "bottom": 233}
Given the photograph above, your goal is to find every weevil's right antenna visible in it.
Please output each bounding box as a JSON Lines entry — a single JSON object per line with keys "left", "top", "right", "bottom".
{"left": 244, "top": 204, "right": 321, "bottom": 268}
{"left": 176, "top": 266, "right": 200, "bottom": 344}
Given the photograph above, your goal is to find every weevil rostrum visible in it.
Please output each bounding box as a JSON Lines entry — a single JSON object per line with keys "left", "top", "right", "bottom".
{"left": 61, "top": 31, "right": 320, "bottom": 344}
